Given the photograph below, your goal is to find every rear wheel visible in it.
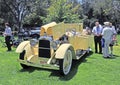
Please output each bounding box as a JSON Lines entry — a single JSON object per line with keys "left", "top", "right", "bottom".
{"left": 59, "top": 49, "right": 72, "bottom": 75}
{"left": 19, "top": 50, "right": 29, "bottom": 69}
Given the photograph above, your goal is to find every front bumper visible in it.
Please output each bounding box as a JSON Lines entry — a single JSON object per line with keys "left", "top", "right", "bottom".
{"left": 18, "top": 59, "right": 59, "bottom": 70}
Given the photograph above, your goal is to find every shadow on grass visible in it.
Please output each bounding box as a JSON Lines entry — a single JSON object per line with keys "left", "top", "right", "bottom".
{"left": 49, "top": 51, "right": 93, "bottom": 81}
{"left": 113, "top": 54, "right": 120, "bottom": 57}
{"left": 104, "top": 55, "right": 120, "bottom": 59}
{"left": 19, "top": 51, "right": 93, "bottom": 81}
{"left": 20, "top": 67, "right": 36, "bottom": 73}
{"left": 19, "top": 65, "right": 57, "bottom": 73}
{"left": 102, "top": 54, "right": 120, "bottom": 60}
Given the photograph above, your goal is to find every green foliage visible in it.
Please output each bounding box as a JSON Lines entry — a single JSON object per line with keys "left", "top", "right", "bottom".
{"left": 0, "top": 0, "right": 120, "bottom": 30}
{"left": 24, "top": 13, "right": 41, "bottom": 25}
{"left": 0, "top": 18, "right": 4, "bottom": 24}
{"left": 82, "top": 0, "right": 120, "bottom": 26}
{"left": 23, "top": 0, "right": 48, "bottom": 26}
{"left": 43, "top": 0, "right": 81, "bottom": 23}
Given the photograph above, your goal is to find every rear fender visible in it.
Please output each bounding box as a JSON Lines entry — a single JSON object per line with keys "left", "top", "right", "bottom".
{"left": 55, "top": 44, "right": 75, "bottom": 59}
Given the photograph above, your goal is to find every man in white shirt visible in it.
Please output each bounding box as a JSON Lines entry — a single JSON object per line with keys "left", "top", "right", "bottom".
{"left": 92, "top": 21, "right": 103, "bottom": 54}
{"left": 3, "top": 23, "right": 12, "bottom": 51}
{"left": 102, "top": 22, "right": 114, "bottom": 58}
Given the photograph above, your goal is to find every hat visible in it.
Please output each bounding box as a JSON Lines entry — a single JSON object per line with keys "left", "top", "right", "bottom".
{"left": 104, "top": 22, "right": 110, "bottom": 26}
{"left": 5, "top": 22, "right": 9, "bottom": 26}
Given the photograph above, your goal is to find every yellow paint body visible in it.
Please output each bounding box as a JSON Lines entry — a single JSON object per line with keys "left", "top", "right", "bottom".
{"left": 16, "top": 22, "right": 93, "bottom": 69}
{"left": 52, "top": 22, "right": 93, "bottom": 51}
{"left": 40, "top": 22, "right": 57, "bottom": 36}
{"left": 55, "top": 44, "right": 75, "bottom": 59}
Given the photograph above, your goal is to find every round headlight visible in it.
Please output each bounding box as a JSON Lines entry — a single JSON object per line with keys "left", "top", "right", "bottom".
{"left": 30, "top": 39, "right": 38, "bottom": 46}
{"left": 51, "top": 41, "right": 57, "bottom": 50}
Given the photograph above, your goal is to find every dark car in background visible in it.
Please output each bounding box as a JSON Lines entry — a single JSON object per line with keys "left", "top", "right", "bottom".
{"left": 3, "top": 26, "right": 41, "bottom": 48}
{"left": 18, "top": 27, "right": 40, "bottom": 40}
{"left": 29, "top": 27, "right": 40, "bottom": 39}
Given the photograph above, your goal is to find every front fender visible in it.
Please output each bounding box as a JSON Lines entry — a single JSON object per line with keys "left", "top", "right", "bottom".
{"left": 16, "top": 41, "right": 30, "bottom": 53}
{"left": 55, "top": 44, "right": 75, "bottom": 59}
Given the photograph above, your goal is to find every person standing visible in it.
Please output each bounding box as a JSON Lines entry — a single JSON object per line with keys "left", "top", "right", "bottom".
{"left": 92, "top": 21, "right": 103, "bottom": 54}
{"left": 109, "top": 22, "right": 117, "bottom": 56}
{"left": 3, "top": 23, "right": 12, "bottom": 51}
{"left": 102, "top": 22, "right": 114, "bottom": 58}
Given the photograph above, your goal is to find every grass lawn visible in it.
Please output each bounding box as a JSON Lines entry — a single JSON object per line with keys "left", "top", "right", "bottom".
{"left": 0, "top": 35, "right": 120, "bottom": 85}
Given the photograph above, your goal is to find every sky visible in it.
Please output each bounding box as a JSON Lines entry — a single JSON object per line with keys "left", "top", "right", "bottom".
{"left": 78, "top": 0, "right": 82, "bottom": 3}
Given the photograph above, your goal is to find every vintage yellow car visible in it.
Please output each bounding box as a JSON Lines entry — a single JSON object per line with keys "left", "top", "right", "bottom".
{"left": 16, "top": 22, "right": 93, "bottom": 75}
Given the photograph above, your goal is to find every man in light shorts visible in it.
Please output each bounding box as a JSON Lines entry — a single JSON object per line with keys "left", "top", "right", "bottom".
{"left": 102, "top": 22, "right": 114, "bottom": 58}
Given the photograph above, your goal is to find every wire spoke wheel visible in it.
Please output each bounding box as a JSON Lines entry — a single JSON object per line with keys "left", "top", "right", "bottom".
{"left": 59, "top": 49, "right": 72, "bottom": 75}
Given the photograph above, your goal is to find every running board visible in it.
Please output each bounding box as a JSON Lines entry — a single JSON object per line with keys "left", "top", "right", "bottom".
{"left": 76, "top": 50, "right": 87, "bottom": 60}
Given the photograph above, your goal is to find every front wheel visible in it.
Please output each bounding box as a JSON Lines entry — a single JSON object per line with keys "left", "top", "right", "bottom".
{"left": 19, "top": 50, "right": 29, "bottom": 69}
{"left": 59, "top": 49, "right": 73, "bottom": 75}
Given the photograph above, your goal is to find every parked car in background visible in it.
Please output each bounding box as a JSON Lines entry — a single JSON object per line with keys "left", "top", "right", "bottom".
{"left": 18, "top": 27, "right": 40, "bottom": 40}
{"left": 29, "top": 27, "right": 40, "bottom": 39}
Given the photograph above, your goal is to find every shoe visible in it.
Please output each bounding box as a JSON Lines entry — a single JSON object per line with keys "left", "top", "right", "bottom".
{"left": 95, "top": 51, "right": 98, "bottom": 53}
{"left": 106, "top": 56, "right": 111, "bottom": 58}
{"left": 103, "top": 57, "right": 107, "bottom": 59}
{"left": 6, "top": 50, "right": 12, "bottom": 52}
{"left": 109, "top": 53, "right": 113, "bottom": 57}
{"left": 103, "top": 56, "right": 109, "bottom": 59}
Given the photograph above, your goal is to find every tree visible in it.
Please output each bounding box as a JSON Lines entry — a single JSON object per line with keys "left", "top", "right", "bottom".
{"left": 23, "top": 0, "right": 49, "bottom": 26}
{"left": 44, "top": 0, "right": 82, "bottom": 23}
{"left": 0, "top": 0, "right": 35, "bottom": 31}
{"left": 81, "top": 0, "right": 120, "bottom": 27}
